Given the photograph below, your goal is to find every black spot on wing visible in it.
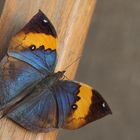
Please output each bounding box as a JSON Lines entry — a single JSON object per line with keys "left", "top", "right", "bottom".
{"left": 29, "top": 45, "right": 36, "bottom": 51}
{"left": 71, "top": 104, "right": 78, "bottom": 110}
{"left": 21, "top": 10, "right": 57, "bottom": 38}
{"left": 69, "top": 83, "right": 81, "bottom": 112}
{"left": 76, "top": 96, "right": 81, "bottom": 101}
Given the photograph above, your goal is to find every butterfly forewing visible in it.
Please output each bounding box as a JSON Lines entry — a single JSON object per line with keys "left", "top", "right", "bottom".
{"left": 8, "top": 10, "right": 57, "bottom": 74}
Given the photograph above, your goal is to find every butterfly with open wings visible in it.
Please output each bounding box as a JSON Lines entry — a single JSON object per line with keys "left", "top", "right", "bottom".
{"left": 0, "top": 10, "right": 112, "bottom": 132}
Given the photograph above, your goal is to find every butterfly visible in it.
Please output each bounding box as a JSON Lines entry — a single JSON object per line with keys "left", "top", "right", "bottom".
{"left": 0, "top": 10, "right": 112, "bottom": 132}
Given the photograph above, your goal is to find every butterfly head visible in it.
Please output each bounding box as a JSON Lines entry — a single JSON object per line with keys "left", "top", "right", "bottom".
{"left": 55, "top": 71, "right": 66, "bottom": 79}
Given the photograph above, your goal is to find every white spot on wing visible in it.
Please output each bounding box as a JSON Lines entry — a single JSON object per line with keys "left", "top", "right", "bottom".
{"left": 43, "top": 19, "right": 48, "bottom": 23}
{"left": 102, "top": 102, "right": 106, "bottom": 108}
{"left": 31, "top": 46, "right": 35, "bottom": 50}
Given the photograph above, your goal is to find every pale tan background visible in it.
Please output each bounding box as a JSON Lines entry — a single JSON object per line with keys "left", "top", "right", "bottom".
{"left": 0, "top": 0, "right": 140, "bottom": 140}
{"left": 58, "top": 0, "right": 140, "bottom": 140}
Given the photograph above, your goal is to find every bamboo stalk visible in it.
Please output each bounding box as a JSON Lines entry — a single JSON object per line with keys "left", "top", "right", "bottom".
{"left": 0, "top": 0, "right": 96, "bottom": 140}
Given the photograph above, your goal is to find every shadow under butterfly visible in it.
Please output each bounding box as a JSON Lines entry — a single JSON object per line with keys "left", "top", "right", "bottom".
{"left": 0, "top": 10, "right": 112, "bottom": 132}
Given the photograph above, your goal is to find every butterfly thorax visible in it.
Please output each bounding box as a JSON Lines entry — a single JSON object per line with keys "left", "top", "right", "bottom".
{"left": 35, "top": 71, "right": 65, "bottom": 90}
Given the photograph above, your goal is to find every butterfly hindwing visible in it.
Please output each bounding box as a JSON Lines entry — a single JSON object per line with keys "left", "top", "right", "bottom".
{"left": 6, "top": 81, "right": 57, "bottom": 132}
{"left": 0, "top": 55, "right": 44, "bottom": 111}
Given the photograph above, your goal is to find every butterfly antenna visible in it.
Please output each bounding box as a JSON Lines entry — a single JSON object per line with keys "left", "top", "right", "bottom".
{"left": 63, "top": 75, "right": 70, "bottom": 80}
{"left": 64, "top": 55, "right": 82, "bottom": 71}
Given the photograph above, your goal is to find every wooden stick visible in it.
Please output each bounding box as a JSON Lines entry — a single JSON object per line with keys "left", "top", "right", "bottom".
{"left": 0, "top": 0, "right": 96, "bottom": 140}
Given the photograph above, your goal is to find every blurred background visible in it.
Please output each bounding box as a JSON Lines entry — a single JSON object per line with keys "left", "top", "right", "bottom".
{"left": 0, "top": 0, "right": 140, "bottom": 140}
{"left": 58, "top": 0, "right": 140, "bottom": 140}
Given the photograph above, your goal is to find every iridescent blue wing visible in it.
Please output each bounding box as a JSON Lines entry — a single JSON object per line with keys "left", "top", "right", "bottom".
{"left": 6, "top": 85, "right": 57, "bottom": 132}
{"left": 0, "top": 55, "right": 44, "bottom": 110}
{"left": 3, "top": 80, "right": 79, "bottom": 132}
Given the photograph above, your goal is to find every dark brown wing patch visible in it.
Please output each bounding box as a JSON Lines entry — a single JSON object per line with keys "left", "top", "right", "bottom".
{"left": 9, "top": 10, "right": 57, "bottom": 52}
{"left": 62, "top": 83, "right": 112, "bottom": 129}
{"left": 21, "top": 10, "right": 57, "bottom": 38}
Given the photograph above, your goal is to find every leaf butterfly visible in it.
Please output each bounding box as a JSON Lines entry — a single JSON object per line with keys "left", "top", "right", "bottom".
{"left": 0, "top": 10, "right": 112, "bottom": 132}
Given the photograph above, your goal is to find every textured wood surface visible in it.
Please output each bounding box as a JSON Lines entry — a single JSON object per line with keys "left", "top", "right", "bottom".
{"left": 0, "top": 0, "right": 96, "bottom": 140}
